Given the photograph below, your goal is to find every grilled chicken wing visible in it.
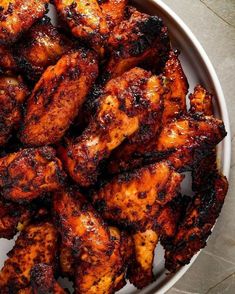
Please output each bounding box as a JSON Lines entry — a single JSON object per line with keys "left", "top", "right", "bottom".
{"left": 93, "top": 161, "right": 183, "bottom": 230}
{"left": 0, "top": 197, "right": 31, "bottom": 239}
{"left": 108, "top": 115, "right": 226, "bottom": 173}
{"left": 0, "top": 146, "right": 66, "bottom": 202}
{"left": 104, "top": 9, "right": 170, "bottom": 82}
{"left": 0, "top": 0, "right": 49, "bottom": 44}
{"left": 128, "top": 229, "right": 158, "bottom": 289}
{"left": 60, "top": 67, "right": 164, "bottom": 186}
{"left": 0, "top": 221, "right": 58, "bottom": 293}
{"left": 30, "top": 264, "right": 67, "bottom": 294}
{"left": 189, "top": 84, "right": 213, "bottom": 116}
{"left": 53, "top": 189, "right": 128, "bottom": 294}
{"left": 54, "top": 0, "right": 109, "bottom": 51}
{"left": 20, "top": 49, "right": 98, "bottom": 146}
{"left": 165, "top": 174, "right": 228, "bottom": 272}
{"left": 14, "top": 16, "right": 73, "bottom": 81}
{"left": 0, "top": 45, "right": 17, "bottom": 74}
{"left": 99, "top": 0, "right": 127, "bottom": 29}
{"left": 0, "top": 76, "right": 29, "bottom": 146}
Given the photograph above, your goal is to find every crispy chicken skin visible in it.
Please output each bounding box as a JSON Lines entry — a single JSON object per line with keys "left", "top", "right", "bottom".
{"left": 0, "top": 147, "right": 66, "bottom": 202}
{"left": 0, "top": 76, "right": 29, "bottom": 146}
{"left": 0, "top": 197, "right": 31, "bottom": 239}
{"left": 128, "top": 229, "right": 158, "bottom": 289}
{"left": 103, "top": 9, "right": 170, "bottom": 82}
{"left": 20, "top": 49, "right": 98, "bottom": 146}
{"left": 53, "top": 189, "right": 128, "bottom": 294}
{"left": 189, "top": 84, "right": 213, "bottom": 116}
{"left": 162, "top": 50, "right": 188, "bottom": 123}
{"left": 60, "top": 68, "right": 164, "bottom": 186}
{"left": 30, "top": 264, "right": 67, "bottom": 294}
{"left": 108, "top": 115, "right": 227, "bottom": 173}
{"left": 0, "top": 0, "right": 49, "bottom": 44}
{"left": 14, "top": 16, "right": 73, "bottom": 81}
{"left": 99, "top": 0, "right": 127, "bottom": 29}
{"left": 93, "top": 161, "right": 183, "bottom": 230}
{"left": 0, "top": 221, "right": 58, "bottom": 293}
{"left": 0, "top": 45, "right": 17, "bottom": 74}
{"left": 54, "top": 0, "right": 109, "bottom": 48}
{"left": 165, "top": 175, "right": 228, "bottom": 272}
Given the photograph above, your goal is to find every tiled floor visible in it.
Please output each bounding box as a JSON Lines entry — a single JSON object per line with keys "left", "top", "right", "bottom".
{"left": 164, "top": 1, "right": 235, "bottom": 293}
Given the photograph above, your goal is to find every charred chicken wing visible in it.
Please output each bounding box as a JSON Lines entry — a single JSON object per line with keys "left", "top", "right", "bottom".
{"left": 14, "top": 16, "right": 73, "bottom": 81}
{"left": 0, "top": 76, "right": 29, "bottom": 146}
{"left": 20, "top": 49, "right": 98, "bottom": 146}
{"left": 0, "top": 221, "right": 58, "bottom": 293}
{"left": 60, "top": 67, "right": 164, "bottom": 186}
{"left": 93, "top": 161, "right": 183, "bottom": 230}
{"left": 0, "top": 0, "right": 49, "bottom": 44}
{"left": 0, "top": 146, "right": 66, "bottom": 202}
{"left": 165, "top": 174, "right": 228, "bottom": 272}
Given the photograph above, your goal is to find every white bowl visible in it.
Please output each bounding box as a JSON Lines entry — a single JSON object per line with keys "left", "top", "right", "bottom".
{"left": 0, "top": 1, "right": 231, "bottom": 293}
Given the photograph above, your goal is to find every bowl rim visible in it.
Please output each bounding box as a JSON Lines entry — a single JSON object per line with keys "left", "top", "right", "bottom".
{"left": 133, "top": 0, "right": 231, "bottom": 293}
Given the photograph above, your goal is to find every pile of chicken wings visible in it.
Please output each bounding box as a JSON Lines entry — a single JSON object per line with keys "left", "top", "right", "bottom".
{"left": 0, "top": 0, "right": 228, "bottom": 293}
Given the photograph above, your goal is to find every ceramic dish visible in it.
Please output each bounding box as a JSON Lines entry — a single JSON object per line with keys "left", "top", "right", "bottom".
{"left": 0, "top": 0, "right": 231, "bottom": 293}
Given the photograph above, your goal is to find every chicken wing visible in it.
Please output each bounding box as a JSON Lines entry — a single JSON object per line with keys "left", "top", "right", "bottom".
{"left": 108, "top": 115, "right": 227, "bottom": 173}
{"left": 0, "top": 197, "right": 31, "bottom": 239}
{"left": 60, "top": 67, "right": 164, "bottom": 186}
{"left": 54, "top": 0, "right": 109, "bottom": 51}
{"left": 0, "top": 146, "right": 66, "bottom": 202}
{"left": 0, "top": 45, "right": 17, "bottom": 74}
{"left": 93, "top": 161, "right": 183, "bottom": 230}
{"left": 128, "top": 229, "right": 158, "bottom": 289}
{"left": 0, "top": 0, "right": 49, "bottom": 44}
{"left": 189, "top": 84, "right": 213, "bottom": 116}
{"left": 103, "top": 9, "right": 170, "bottom": 82}
{"left": 0, "top": 221, "right": 58, "bottom": 293}
{"left": 30, "top": 264, "right": 67, "bottom": 294}
{"left": 165, "top": 174, "right": 228, "bottom": 272}
{"left": 53, "top": 189, "right": 128, "bottom": 294}
{"left": 20, "top": 49, "right": 98, "bottom": 146}
{"left": 99, "top": 0, "right": 127, "bottom": 29}
{"left": 0, "top": 76, "right": 29, "bottom": 146}
{"left": 14, "top": 16, "right": 73, "bottom": 81}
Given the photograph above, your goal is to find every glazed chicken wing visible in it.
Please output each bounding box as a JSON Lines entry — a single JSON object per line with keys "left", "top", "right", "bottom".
{"left": 14, "top": 16, "right": 73, "bottom": 81}
{"left": 189, "top": 84, "right": 213, "bottom": 116}
{"left": 165, "top": 174, "right": 228, "bottom": 272}
{"left": 0, "top": 0, "right": 49, "bottom": 44}
{"left": 99, "top": 0, "right": 127, "bottom": 29}
{"left": 104, "top": 9, "right": 170, "bottom": 82}
{"left": 0, "top": 45, "right": 17, "bottom": 74}
{"left": 53, "top": 189, "right": 128, "bottom": 294}
{"left": 60, "top": 67, "right": 164, "bottom": 186}
{"left": 0, "top": 146, "right": 66, "bottom": 202}
{"left": 20, "top": 49, "right": 98, "bottom": 146}
{"left": 0, "top": 76, "right": 29, "bottom": 146}
{"left": 30, "top": 264, "right": 67, "bottom": 294}
{"left": 0, "top": 221, "right": 58, "bottom": 293}
{"left": 93, "top": 161, "right": 183, "bottom": 230}
{"left": 128, "top": 229, "right": 158, "bottom": 289}
{"left": 54, "top": 0, "right": 109, "bottom": 51}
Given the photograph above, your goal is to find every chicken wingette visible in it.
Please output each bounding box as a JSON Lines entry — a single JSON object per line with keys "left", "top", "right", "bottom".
{"left": 108, "top": 115, "right": 227, "bottom": 173}
{"left": 0, "top": 76, "right": 29, "bottom": 146}
{"left": 14, "top": 16, "right": 73, "bottom": 81}
{"left": 53, "top": 189, "right": 129, "bottom": 294}
{"left": 0, "top": 0, "right": 49, "bottom": 44}
{"left": 0, "top": 221, "right": 58, "bottom": 293}
{"left": 99, "top": 0, "right": 127, "bottom": 29}
{"left": 54, "top": 0, "right": 109, "bottom": 50}
{"left": 0, "top": 146, "right": 66, "bottom": 202}
{"left": 103, "top": 9, "right": 170, "bottom": 82}
{"left": 20, "top": 49, "right": 98, "bottom": 146}
{"left": 60, "top": 67, "right": 164, "bottom": 186}
{"left": 93, "top": 161, "right": 183, "bottom": 230}
{"left": 165, "top": 174, "right": 228, "bottom": 272}
{"left": 128, "top": 229, "right": 158, "bottom": 289}
{"left": 107, "top": 50, "right": 188, "bottom": 172}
